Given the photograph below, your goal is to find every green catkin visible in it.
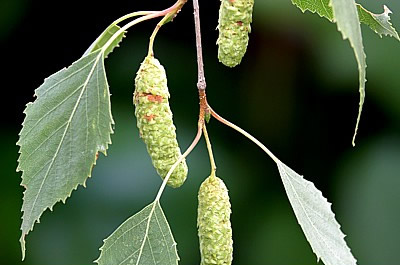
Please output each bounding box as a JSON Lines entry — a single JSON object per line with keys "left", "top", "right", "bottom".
{"left": 198, "top": 173, "right": 233, "bottom": 265}
{"left": 133, "top": 55, "right": 188, "bottom": 188}
{"left": 217, "top": 0, "right": 254, "bottom": 67}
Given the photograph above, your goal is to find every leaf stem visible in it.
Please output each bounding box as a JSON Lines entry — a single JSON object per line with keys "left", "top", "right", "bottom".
{"left": 101, "top": 14, "right": 160, "bottom": 55}
{"left": 101, "top": 1, "right": 185, "bottom": 55}
{"left": 209, "top": 107, "right": 281, "bottom": 164}
{"left": 113, "top": 11, "right": 158, "bottom": 26}
{"left": 147, "top": 15, "right": 172, "bottom": 57}
{"left": 202, "top": 124, "right": 217, "bottom": 173}
{"left": 154, "top": 123, "right": 203, "bottom": 202}
{"left": 147, "top": 0, "right": 188, "bottom": 56}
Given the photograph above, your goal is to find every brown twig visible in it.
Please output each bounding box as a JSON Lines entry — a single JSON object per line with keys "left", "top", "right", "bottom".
{"left": 192, "top": 0, "right": 210, "bottom": 124}
{"left": 193, "top": 0, "right": 206, "bottom": 92}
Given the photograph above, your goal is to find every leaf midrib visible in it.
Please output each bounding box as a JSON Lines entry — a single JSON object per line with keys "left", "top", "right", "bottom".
{"left": 39, "top": 58, "right": 98, "bottom": 98}
{"left": 18, "top": 57, "right": 98, "bottom": 147}
{"left": 19, "top": 85, "right": 84, "bottom": 163}
{"left": 136, "top": 202, "right": 157, "bottom": 265}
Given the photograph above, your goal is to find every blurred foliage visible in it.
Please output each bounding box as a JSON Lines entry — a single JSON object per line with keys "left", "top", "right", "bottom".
{"left": 2, "top": 0, "right": 399, "bottom": 264}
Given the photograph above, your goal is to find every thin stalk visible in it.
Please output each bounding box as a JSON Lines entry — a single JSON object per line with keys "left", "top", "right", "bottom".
{"left": 154, "top": 124, "right": 203, "bottom": 202}
{"left": 202, "top": 124, "right": 217, "bottom": 173}
{"left": 102, "top": 14, "right": 162, "bottom": 54}
{"left": 113, "top": 11, "right": 157, "bottom": 26}
{"left": 147, "top": 15, "right": 172, "bottom": 57}
{"left": 210, "top": 107, "right": 281, "bottom": 164}
{"left": 102, "top": 1, "right": 183, "bottom": 54}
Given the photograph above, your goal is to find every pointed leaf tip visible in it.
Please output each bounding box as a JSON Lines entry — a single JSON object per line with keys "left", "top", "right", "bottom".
{"left": 330, "top": 0, "right": 366, "bottom": 146}
{"left": 20, "top": 236, "right": 26, "bottom": 261}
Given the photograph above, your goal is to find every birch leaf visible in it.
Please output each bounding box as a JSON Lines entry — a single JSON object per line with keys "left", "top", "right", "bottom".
{"left": 17, "top": 50, "right": 113, "bottom": 259}
{"left": 291, "top": 0, "right": 400, "bottom": 41}
{"left": 277, "top": 161, "right": 357, "bottom": 265}
{"left": 95, "top": 201, "right": 179, "bottom": 265}
{"left": 291, "top": 0, "right": 400, "bottom": 144}
{"left": 357, "top": 5, "right": 400, "bottom": 40}
{"left": 330, "top": 0, "right": 366, "bottom": 146}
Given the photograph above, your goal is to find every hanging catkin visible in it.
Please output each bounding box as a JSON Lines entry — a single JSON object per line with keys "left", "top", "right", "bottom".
{"left": 133, "top": 55, "right": 188, "bottom": 188}
{"left": 217, "top": 0, "right": 254, "bottom": 67}
{"left": 197, "top": 173, "right": 233, "bottom": 265}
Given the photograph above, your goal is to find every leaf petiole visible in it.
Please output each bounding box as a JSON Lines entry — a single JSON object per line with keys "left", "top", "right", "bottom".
{"left": 209, "top": 107, "right": 280, "bottom": 164}
{"left": 113, "top": 11, "right": 158, "bottom": 26}
{"left": 147, "top": 14, "right": 174, "bottom": 57}
{"left": 100, "top": 0, "right": 186, "bottom": 57}
{"left": 100, "top": 13, "right": 161, "bottom": 55}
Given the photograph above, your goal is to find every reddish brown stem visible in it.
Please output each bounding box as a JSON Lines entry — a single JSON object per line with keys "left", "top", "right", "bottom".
{"left": 192, "top": 0, "right": 210, "bottom": 125}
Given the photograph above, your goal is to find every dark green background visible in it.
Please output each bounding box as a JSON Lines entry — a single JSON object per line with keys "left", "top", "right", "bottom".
{"left": 2, "top": 0, "right": 400, "bottom": 264}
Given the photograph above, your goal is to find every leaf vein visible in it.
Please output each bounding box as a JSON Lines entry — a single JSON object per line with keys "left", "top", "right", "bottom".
{"left": 117, "top": 248, "right": 141, "bottom": 265}
{"left": 147, "top": 236, "right": 158, "bottom": 265}
{"left": 21, "top": 84, "right": 85, "bottom": 140}
{"left": 154, "top": 207, "right": 172, "bottom": 264}
{"left": 39, "top": 57, "right": 97, "bottom": 98}
{"left": 136, "top": 202, "right": 157, "bottom": 265}
{"left": 19, "top": 120, "right": 69, "bottom": 170}
{"left": 102, "top": 216, "right": 150, "bottom": 253}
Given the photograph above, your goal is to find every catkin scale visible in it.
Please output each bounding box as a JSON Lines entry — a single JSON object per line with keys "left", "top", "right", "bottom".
{"left": 197, "top": 174, "right": 233, "bottom": 265}
{"left": 217, "top": 0, "right": 254, "bottom": 67}
{"left": 133, "top": 56, "right": 188, "bottom": 188}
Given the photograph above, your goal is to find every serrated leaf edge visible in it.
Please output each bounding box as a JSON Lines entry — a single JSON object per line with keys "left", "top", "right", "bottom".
{"left": 94, "top": 201, "right": 179, "bottom": 265}
{"left": 291, "top": 1, "right": 400, "bottom": 41}
{"left": 358, "top": 5, "right": 400, "bottom": 40}
{"left": 277, "top": 162, "right": 357, "bottom": 265}
{"left": 83, "top": 25, "right": 126, "bottom": 58}
{"left": 17, "top": 50, "right": 113, "bottom": 260}
{"left": 291, "top": 0, "right": 333, "bottom": 20}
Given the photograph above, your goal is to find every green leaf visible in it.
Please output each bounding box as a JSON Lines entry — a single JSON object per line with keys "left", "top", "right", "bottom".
{"left": 291, "top": 1, "right": 400, "bottom": 41}
{"left": 292, "top": 0, "right": 375, "bottom": 145}
{"left": 290, "top": 1, "right": 400, "bottom": 143}
{"left": 291, "top": 0, "right": 333, "bottom": 20}
{"left": 17, "top": 49, "right": 113, "bottom": 259}
{"left": 330, "top": 0, "right": 366, "bottom": 146}
{"left": 83, "top": 23, "right": 126, "bottom": 58}
{"left": 277, "top": 161, "right": 357, "bottom": 265}
{"left": 96, "top": 201, "right": 179, "bottom": 265}
{"left": 357, "top": 5, "right": 400, "bottom": 40}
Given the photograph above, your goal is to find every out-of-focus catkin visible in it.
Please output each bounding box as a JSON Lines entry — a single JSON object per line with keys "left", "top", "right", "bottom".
{"left": 197, "top": 173, "right": 233, "bottom": 265}
{"left": 133, "top": 55, "right": 188, "bottom": 188}
{"left": 217, "top": 0, "right": 254, "bottom": 67}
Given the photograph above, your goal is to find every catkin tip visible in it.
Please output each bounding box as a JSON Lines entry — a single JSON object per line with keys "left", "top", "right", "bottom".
{"left": 197, "top": 175, "right": 233, "bottom": 265}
